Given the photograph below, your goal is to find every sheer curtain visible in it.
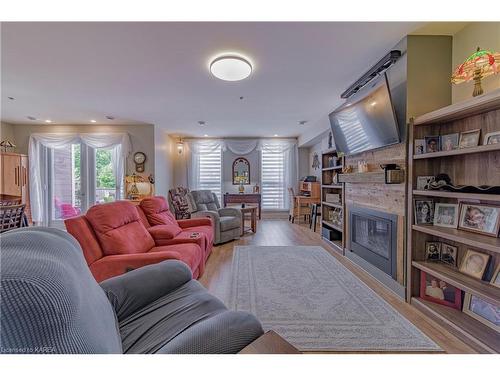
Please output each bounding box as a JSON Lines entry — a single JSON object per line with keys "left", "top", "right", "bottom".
{"left": 28, "top": 132, "right": 131, "bottom": 223}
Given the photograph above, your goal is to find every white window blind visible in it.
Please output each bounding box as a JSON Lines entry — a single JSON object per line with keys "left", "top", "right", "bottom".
{"left": 197, "top": 143, "right": 222, "bottom": 202}
{"left": 261, "top": 143, "right": 285, "bottom": 209}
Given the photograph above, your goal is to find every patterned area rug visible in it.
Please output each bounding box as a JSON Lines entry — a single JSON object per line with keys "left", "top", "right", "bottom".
{"left": 223, "top": 246, "right": 441, "bottom": 352}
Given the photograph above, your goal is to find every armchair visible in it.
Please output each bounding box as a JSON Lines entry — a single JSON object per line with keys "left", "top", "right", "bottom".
{"left": 0, "top": 227, "right": 264, "bottom": 354}
{"left": 188, "top": 190, "right": 242, "bottom": 244}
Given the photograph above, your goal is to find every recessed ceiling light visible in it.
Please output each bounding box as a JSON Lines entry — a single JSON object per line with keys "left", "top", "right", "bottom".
{"left": 198, "top": 121, "right": 206, "bottom": 126}
{"left": 299, "top": 120, "right": 308, "bottom": 125}
{"left": 27, "top": 116, "right": 37, "bottom": 121}
{"left": 273, "top": 134, "right": 278, "bottom": 137}
{"left": 106, "top": 116, "right": 115, "bottom": 120}
{"left": 204, "top": 134, "right": 208, "bottom": 137}
{"left": 210, "top": 54, "right": 252, "bottom": 81}
{"left": 45, "top": 119, "right": 52, "bottom": 123}
{"left": 90, "top": 119, "right": 97, "bottom": 123}
{"left": 7, "top": 96, "right": 15, "bottom": 100}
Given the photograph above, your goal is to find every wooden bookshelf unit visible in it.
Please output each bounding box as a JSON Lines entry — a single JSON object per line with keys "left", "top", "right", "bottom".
{"left": 320, "top": 148, "right": 344, "bottom": 254}
{"left": 406, "top": 88, "right": 500, "bottom": 353}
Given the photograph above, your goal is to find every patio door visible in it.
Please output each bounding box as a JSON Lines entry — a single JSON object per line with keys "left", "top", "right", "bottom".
{"left": 48, "top": 144, "right": 121, "bottom": 227}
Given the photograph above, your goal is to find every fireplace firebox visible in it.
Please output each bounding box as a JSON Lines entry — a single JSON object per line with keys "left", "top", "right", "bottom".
{"left": 348, "top": 205, "right": 398, "bottom": 280}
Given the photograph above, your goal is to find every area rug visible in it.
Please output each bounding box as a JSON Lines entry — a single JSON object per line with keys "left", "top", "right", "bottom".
{"left": 222, "top": 246, "right": 441, "bottom": 352}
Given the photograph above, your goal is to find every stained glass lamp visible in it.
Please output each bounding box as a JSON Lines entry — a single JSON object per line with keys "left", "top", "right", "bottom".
{"left": 451, "top": 47, "right": 500, "bottom": 97}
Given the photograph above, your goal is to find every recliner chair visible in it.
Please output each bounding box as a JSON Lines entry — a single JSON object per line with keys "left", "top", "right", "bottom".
{"left": 188, "top": 190, "right": 242, "bottom": 244}
{"left": 0, "top": 227, "right": 264, "bottom": 354}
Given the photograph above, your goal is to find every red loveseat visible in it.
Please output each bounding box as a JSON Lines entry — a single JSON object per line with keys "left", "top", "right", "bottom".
{"left": 137, "top": 196, "right": 214, "bottom": 263}
{"left": 65, "top": 200, "right": 206, "bottom": 282}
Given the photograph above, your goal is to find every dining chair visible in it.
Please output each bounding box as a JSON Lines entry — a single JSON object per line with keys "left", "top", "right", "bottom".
{"left": 0, "top": 204, "right": 26, "bottom": 233}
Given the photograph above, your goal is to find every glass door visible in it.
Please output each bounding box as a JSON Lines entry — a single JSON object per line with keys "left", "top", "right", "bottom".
{"left": 92, "top": 148, "right": 120, "bottom": 204}
{"left": 49, "top": 143, "right": 85, "bottom": 227}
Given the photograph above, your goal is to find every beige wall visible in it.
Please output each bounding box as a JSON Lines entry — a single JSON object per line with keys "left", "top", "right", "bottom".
{"left": 154, "top": 126, "right": 175, "bottom": 197}
{"left": 0, "top": 122, "right": 16, "bottom": 150}
{"left": 452, "top": 22, "right": 500, "bottom": 103}
{"left": 10, "top": 123, "right": 155, "bottom": 176}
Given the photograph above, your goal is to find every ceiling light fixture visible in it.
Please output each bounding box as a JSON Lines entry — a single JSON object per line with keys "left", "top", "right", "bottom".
{"left": 198, "top": 121, "right": 206, "bottom": 126}
{"left": 7, "top": 96, "right": 15, "bottom": 100}
{"left": 204, "top": 134, "right": 208, "bottom": 137}
{"left": 45, "top": 119, "right": 52, "bottom": 123}
{"left": 299, "top": 120, "right": 308, "bottom": 125}
{"left": 90, "top": 119, "right": 97, "bottom": 123}
{"left": 210, "top": 54, "right": 252, "bottom": 81}
{"left": 27, "top": 116, "right": 37, "bottom": 121}
{"left": 106, "top": 116, "right": 115, "bottom": 120}
{"left": 273, "top": 134, "right": 278, "bottom": 137}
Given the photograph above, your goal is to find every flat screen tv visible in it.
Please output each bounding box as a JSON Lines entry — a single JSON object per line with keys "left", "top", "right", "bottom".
{"left": 329, "top": 74, "right": 400, "bottom": 156}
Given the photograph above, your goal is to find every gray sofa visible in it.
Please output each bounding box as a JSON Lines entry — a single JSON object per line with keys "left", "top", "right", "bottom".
{"left": 188, "top": 190, "right": 242, "bottom": 244}
{"left": 0, "top": 227, "right": 263, "bottom": 354}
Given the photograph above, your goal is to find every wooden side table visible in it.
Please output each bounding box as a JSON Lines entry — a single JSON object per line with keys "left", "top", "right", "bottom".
{"left": 239, "top": 331, "right": 300, "bottom": 354}
{"left": 240, "top": 206, "right": 257, "bottom": 235}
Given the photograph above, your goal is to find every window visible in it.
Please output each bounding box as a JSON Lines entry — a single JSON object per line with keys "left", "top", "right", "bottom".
{"left": 261, "top": 143, "right": 285, "bottom": 209}
{"left": 197, "top": 142, "right": 222, "bottom": 202}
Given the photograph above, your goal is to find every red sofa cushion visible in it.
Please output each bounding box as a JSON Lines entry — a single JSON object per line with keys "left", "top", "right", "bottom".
{"left": 65, "top": 215, "right": 103, "bottom": 265}
{"left": 86, "top": 201, "right": 155, "bottom": 256}
{"left": 89, "top": 249, "right": 200, "bottom": 282}
{"left": 149, "top": 244, "right": 202, "bottom": 273}
{"left": 140, "top": 196, "right": 179, "bottom": 226}
{"left": 147, "top": 225, "right": 183, "bottom": 240}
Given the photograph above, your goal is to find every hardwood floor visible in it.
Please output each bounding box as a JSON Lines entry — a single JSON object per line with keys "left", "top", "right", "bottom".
{"left": 198, "top": 218, "right": 477, "bottom": 354}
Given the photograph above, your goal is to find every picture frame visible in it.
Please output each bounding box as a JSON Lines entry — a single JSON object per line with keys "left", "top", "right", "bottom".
{"left": 414, "top": 139, "right": 425, "bottom": 155}
{"left": 440, "top": 243, "right": 458, "bottom": 267}
{"left": 440, "top": 133, "right": 459, "bottom": 151}
{"left": 416, "top": 176, "right": 435, "bottom": 191}
{"left": 458, "top": 129, "right": 481, "bottom": 149}
{"left": 425, "top": 241, "right": 441, "bottom": 261}
{"left": 433, "top": 203, "right": 459, "bottom": 228}
{"left": 462, "top": 293, "right": 500, "bottom": 333}
{"left": 414, "top": 200, "right": 434, "bottom": 225}
{"left": 490, "top": 263, "right": 500, "bottom": 289}
{"left": 459, "top": 249, "right": 490, "bottom": 280}
{"left": 458, "top": 203, "right": 500, "bottom": 237}
{"left": 420, "top": 271, "right": 462, "bottom": 310}
{"left": 424, "top": 136, "right": 440, "bottom": 153}
{"left": 483, "top": 131, "right": 500, "bottom": 145}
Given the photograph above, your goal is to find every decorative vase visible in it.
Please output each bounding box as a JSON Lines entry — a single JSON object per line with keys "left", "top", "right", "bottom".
{"left": 239, "top": 182, "right": 245, "bottom": 194}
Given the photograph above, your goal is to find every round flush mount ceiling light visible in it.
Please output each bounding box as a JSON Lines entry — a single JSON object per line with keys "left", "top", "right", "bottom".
{"left": 210, "top": 54, "right": 252, "bottom": 81}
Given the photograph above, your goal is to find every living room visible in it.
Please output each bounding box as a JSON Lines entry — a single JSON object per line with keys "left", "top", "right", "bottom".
{"left": 1, "top": 1, "right": 499, "bottom": 373}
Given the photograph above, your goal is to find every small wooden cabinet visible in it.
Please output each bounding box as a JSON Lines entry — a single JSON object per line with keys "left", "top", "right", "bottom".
{"left": 1, "top": 152, "right": 31, "bottom": 222}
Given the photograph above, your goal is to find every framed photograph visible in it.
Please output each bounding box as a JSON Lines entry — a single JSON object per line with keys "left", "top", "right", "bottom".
{"left": 424, "top": 136, "right": 440, "bottom": 153}
{"left": 440, "top": 133, "right": 459, "bottom": 151}
{"left": 483, "top": 131, "right": 500, "bottom": 145}
{"left": 458, "top": 129, "right": 481, "bottom": 149}
{"left": 416, "top": 176, "right": 435, "bottom": 191}
{"left": 425, "top": 242, "right": 441, "bottom": 261}
{"left": 420, "top": 271, "right": 462, "bottom": 309}
{"left": 458, "top": 203, "right": 500, "bottom": 237}
{"left": 414, "top": 200, "right": 434, "bottom": 225}
{"left": 463, "top": 293, "right": 500, "bottom": 333}
{"left": 440, "top": 243, "right": 458, "bottom": 266}
{"left": 414, "top": 139, "right": 425, "bottom": 155}
{"left": 433, "top": 203, "right": 459, "bottom": 228}
{"left": 459, "top": 249, "right": 490, "bottom": 280}
{"left": 490, "top": 264, "right": 500, "bottom": 289}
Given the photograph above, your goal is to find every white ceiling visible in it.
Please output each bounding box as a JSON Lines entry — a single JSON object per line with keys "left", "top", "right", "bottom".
{"left": 1, "top": 22, "right": 426, "bottom": 138}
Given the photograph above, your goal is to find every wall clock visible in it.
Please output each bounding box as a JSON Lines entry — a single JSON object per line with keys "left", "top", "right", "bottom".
{"left": 133, "top": 152, "right": 146, "bottom": 173}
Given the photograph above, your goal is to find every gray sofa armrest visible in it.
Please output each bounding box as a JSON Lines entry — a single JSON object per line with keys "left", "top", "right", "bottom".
{"left": 100, "top": 260, "right": 192, "bottom": 321}
{"left": 218, "top": 207, "right": 242, "bottom": 218}
{"left": 192, "top": 210, "right": 220, "bottom": 224}
{"left": 157, "top": 311, "right": 264, "bottom": 354}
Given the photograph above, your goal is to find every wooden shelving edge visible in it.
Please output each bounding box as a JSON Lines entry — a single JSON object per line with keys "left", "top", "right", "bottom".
{"left": 412, "top": 224, "right": 500, "bottom": 254}
{"left": 411, "top": 297, "right": 500, "bottom": 353}
{"left": 322, "top": 165, "right": 343, "bottom": 171}
{"left": 414, "top": 88, "right": 500, "bottom": 125}
{"left": 337, "top": 170, "right": 404, "bottom": 184}
{"left": 413, "top": 143, "right": 500, "bottom": 160}
{"left": 412, "top": 261, "right": 500, "bottom": 306}
{"left": 322, "top": 220, "right": 342, "bottom": 232}
{"left": 413, "top": 190, "right": 500, "bottom": 202}
{"left": 322, "top": 201, "right": 342, "bottom": 209}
